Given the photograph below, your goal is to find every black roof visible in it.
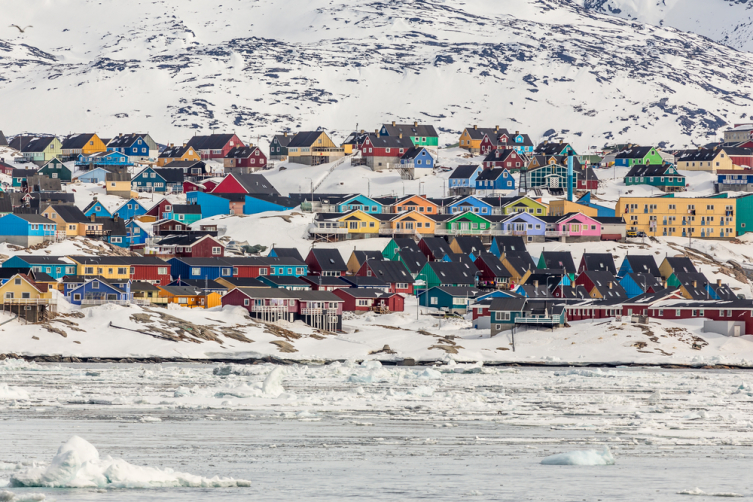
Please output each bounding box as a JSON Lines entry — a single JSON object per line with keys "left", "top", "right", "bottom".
{"left": 558, "top": 285, "right": 591, "bottom": 299}
{"left": 615, "top": 146, "right": 657, "bottom": 159}
{"left": 94, "top": 216, "right": 127, "bottom": 235}
{"left": 268, "top": 247, "right": 304, "bottom": 262}
{"left": 262, "top": 275, "right": 310, "bottom": 287}
{"left": 397, "top": 250, "right": 428, "bottom": 275}
{"left": 351, "top": 250, "right": 383, "bottom": 265}
{"left": 475, "top": 253, "right": 512, "bottom": 278}
{"left": 12, "top": 168, "right": 35, "bottom": 178}
{"left": 450, "top": 236, "right": 485, "bottom": 255}
{"left": 420, "top": 237, "right": 453, "bottom": 260}
{"left": 231, "top": 173, "right": 280, "bottom": 196}
{"left": 342, "top": 276, "right": 389, "bottom": 288}
{"left": 272, "top": 133, "right": 293, "bottom": 147}
{"left": 491, "top": 236, "right": 528, "bottom": 257}
{"left": 625, "top": 163, "right": 680, "bottom": 178}
{"left": 381, "top": 123, "right": 438, "bottom": 138}
{"left": 534, "top": 142, "right": 571, "bottom": 155}
{"left": 186, "top": 134, "right": 239, "bottom": 151}
{"left": 449, "top": 164, "right": 481, "bottom": 180}
{"left": 61, "top": 134, "right": 97, "bottom": 150}
{"left": 664, "top": 257, "right": 697, "bottom": 275}
{"left": 47, "top": 204, "right": 89, "bottom": 223}
{"left": 0, "top": 130, "right": 7, "bottom": 147}
{"left": 364, "top": 260, "right": 414, "bottom": 284}
{"left": 427, "top": 261, "right": 478, "bottom": 284}
{"left": 170, "top": 204, "right": 202, "bottom": 214}
{"left": 288, "top": 131, "right": 326, "bottom": 148}
{"left": 364, "top": 133, "right": 414, "bottom": 149}
{"left": 225, "top": 146, "right": 262, "bottom": 159}
{"left": 464, "top": 126, "right": 510, "bottom": 141}
{"left": 219, "top": 277, "right": 267, "bottom": 288}
{"left": 581, "top": 253, "right": 616, "bottom": 275}
{"left": 401, "top": 146, "right": 431, "bottom": 160}
{"left": 160, "top": 145, "right": 194, "bottom": 159}
{"left": 263, "top": 256, "right": 307, "bottom": 267}
{"left": 309, "top": 248, "right": 347, "bottom": 271}
{"left": 300, "top": 275, "right": 349, "bottom": 287}
{"left": 539, "top": 251, "right": 576, "bottom": 274}
{"left": 476, "top": 168, "right": 509, "bottom": 181}
{"left": 622, "top": 255, "right": 661, "bottom": 278}
{"left": 21, "top": 137, "right": 56, "bottom": 153}
{"left": 490, "top": 297, "right": 528, "bottom": 312}
{"left": 391, "top": 238, "right": 420, "bottom": 254}
{"left": 108, "top": 134, "right": 144, "bottom": 148}
{"left": 625, "top": 272, "right": 662, "bottom": 292}
{"left": 154, "top": 168, "right": 185, "bottom": 184}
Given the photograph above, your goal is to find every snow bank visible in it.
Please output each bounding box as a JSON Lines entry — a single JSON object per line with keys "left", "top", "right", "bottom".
{"left": 9, "top": 436, "right": 250, "bottom": 489}
{"left": 0, "top": 384, "right": 29, "bottom": 401}
{"left": 540, "top": 447, "right": 615, "bottom": 466}
{"left": 0, "top": 491, "right": 47, "bottom": 501}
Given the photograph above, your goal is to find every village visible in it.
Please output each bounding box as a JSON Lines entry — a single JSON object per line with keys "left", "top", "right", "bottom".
{"left": 0, "top": 121, "right": 753, "bottom": 349}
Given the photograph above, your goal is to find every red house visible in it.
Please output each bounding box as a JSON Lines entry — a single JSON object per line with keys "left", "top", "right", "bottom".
{"left": 575, "top": 271, "right": 619, "bottom": 295}
{"left": 0, "top": 158, "right": 14, "bottom": 175}
{"left": 186, "top": 134, "right": 244, "bottom": 160}
{"left": 224, "top": 146, "right": 268, "bottom": 171}
{"left": 222, "top": 288, "right": 344, "bottom": 330}
{"left": 473, "top": 254, "right": 512, "bottom": 289}
{"left": 153, "top": 219, "right": 191, "bottom": 236}
{"left": 153, "top": 234, "right": 225, "bottom": 258}
{"left": 356, "top": 260, "right": 414, "bottom": 295}
{"left": 482, "top": 149, "right": 523, "bottom": 170}
{"left": 333, "top": 288, "right": 404, "bottom": 313}
{"left": 146, "top": 199, "right": 173, "bottom": 220}
{"left": 127, "top": 256, "right": 172, "bottom": 285}
{"left": 210, "top": 173, "right": 279, "bottom": 195}
{"left": 305, "top": 249, "right": 347, "bottom": 277}
{"left": 183, "top": 180, "right": 206, "bottom": 193}
{"left": 646, "top": 299, "right": 753, "bottom": 335}
{"left": 222, "top": 257, "right": 273, "bottom": 278}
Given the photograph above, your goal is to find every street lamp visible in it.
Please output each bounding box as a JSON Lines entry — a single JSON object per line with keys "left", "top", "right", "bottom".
{"left": 546, "top": 276, "right": 557, "bottom": 297}
{"left": 440, "top": 181, "right": 445, "bottom": 198}
{"left": 362, "top": 177, "right": 370, "bottom": 198}
{"left": 419, "top": 181, "right": 425, "bottom": 196}
{"left": 304, "top": 177, "right": 313, "bottom": 212}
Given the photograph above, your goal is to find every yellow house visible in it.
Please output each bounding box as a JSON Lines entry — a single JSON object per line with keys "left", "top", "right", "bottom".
{"left": 61, "top": 133, "right": 107, "bottom": 158}
{"left": 157, "top": 144, "right": 201, "bottom": 167}
{"left": 0, "top": 274, "right": 52, "bottom": 302}
{"left": 458, "top": 126, "right": 504, "bottom": 154}
{"left": 503, "top": 196, "right": 548, "bottom": 216}
{"left": 105, "top": 171, "right": 134, "bottom": 198}
{"left": 67, "top": 256, "right": 132, "bottom": 280}
{"left": 156, "top": 286, "right": 220, "bottom": 308}
{"left": 339, "top": 210, "right": 382, "bottom": 235}
{"left": 549, "top": 199, "right": 598, "bottom": 217}
{"left": 287, "top": 131, "right": 345, "bottom": 165}
{"left": 617, "top": 195, "right": 736, "bottom": 238}
{"left": 676, "top": 148, "right": 738, "bottom": 173}
{"left": 42, "top": 205, "right": 103, "bottom": 238}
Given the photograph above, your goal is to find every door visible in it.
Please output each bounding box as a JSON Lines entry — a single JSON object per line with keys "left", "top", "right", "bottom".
{"left": 734, "top": 325, "right": 741, "bottom": 337}
{"left": 549, "top": 176, "right": 559, "bottom": 188}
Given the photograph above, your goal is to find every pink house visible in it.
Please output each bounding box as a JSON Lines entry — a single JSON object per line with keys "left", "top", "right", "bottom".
{"left": 557, "top": 213, "right": 601, "bottom": 238}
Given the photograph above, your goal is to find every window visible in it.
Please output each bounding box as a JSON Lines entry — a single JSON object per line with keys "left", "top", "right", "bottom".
{"left": 112, "top": 237, "right": 122, "bottom": 243}
{"left": 84, "top": 267, "right": 94, "bottom": 274}
{"left": 244, "top": 298, "right": 250, "bottom": 306}
{"left": 93, "top": 281, "right": 100, "bottom": 289}
{"left": 73, "top": 293, "right": 81, "bottom": 301}
{"left": 178, "top": 297, "right": 187, "bottom": 304}
{"left": 212, "top": 247, "right": 221, "bottom": 255}
{"left": 221, "top": 268, "right": 231, "bottom": 276}
{"left": 675, "top": 309, "right": 681, "bottom": 316}
{"left": 430, "top": 297, "right": 438, "bottom": 305}
{"left": 259, "top": 268, "right": 268, "bottom": 276}
{"left": 191, "top": 268, "right": 201, "bottom": 276}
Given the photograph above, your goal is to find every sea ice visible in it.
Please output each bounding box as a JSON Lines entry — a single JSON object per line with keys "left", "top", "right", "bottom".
{"left": 0, "top": 490, "right": 46, "bottom": 501}
{"left": 9, "top": 436, "right": 251, "bottom": 489}
{"left": 0, "top": 384, "right": 29, "bottom": 401}
{"left": 261, "top": 367, "right": 286, "bottom": 397}
{"left": 540, "top": 447, "right": 615, "bottom": 466}
{"left": 677, "top": 488, "right": 742, "bottom": 497}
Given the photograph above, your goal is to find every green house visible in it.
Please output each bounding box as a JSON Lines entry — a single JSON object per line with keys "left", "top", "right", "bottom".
{"left": 21, "top": 137, "right": 62, "bottom": 163}
{"left": 502, "top": 196, "right": 548, "bottom": 216}
{"left": 614, "top": 146, "right": 664, "bottom": 167}
{"left": 38, "top": 158, "right": 72, "bottom": 183}
{"left": 270, "top": 133, "right": 293, "bottom": 160}
{"left": 379, "top": 122, "right": 438, "bottom": 149}
{"left": 624, "top": 164, "right": 685, "bottom": 192}
{"left": 415, "top": 262, "right": 477, "bottom": 292}
{"left": 735, "top": 194, "right": 753, "bottom": 236}
{"left": 438, "top": 212, "right": 492, "bottom": 235}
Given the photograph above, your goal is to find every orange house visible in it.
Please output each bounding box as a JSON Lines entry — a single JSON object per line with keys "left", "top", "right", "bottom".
{"left": 387, "top": 210, "right": 437, "bottom": 236}
{"left": 391, "top": 195, "right": 439, "bottom": 215}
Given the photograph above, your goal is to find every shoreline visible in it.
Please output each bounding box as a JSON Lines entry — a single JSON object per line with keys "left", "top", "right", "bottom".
{"left": 2, "top": 353, "right": 751, "bottom": 370}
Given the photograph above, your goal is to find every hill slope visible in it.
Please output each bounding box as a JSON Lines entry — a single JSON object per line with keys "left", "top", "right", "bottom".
{"left": 2, "top": 0, "right": 753, "bottom": 149}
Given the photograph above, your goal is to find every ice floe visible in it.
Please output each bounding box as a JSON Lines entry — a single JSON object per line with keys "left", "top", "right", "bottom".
{"left": 0, "top": 384, "right": 28, "bottom": 401}
{"left": 9, "top": 436, "right": 250, "bottom": 489}
{"left": 540, "top": 447, "right": 615, "bottom": 466}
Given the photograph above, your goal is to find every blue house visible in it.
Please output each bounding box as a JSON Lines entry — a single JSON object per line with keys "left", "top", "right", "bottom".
{"left": 82, "top": 199, "right": 112, "bottom": 218}
{"left": 400, "top": 147, "right": 434, "bottom": 175}
{"left": 263, "top": 257, "right": 308, "bottom": 276}
{"left": 507, "top": 133, "right": 534, "bottom": 154}
{"left": 446, "top": 196, "right": 494, "bottom": 216}
{"left": 449, "top": 165, "right": 482, "bottom": 194}
{"left": 0, "top": 214, "right": 57, "bottom": 247}
{"left": 499, "top": 212, "right": 546, "bottom": 238}
{"left": 336, "top": 194, "right": 383, "bottom": 214}
{"left": 620, "top": 273, "right": 663, "bottom": 298}
{"left": 75, "top": 151, "right": 132, "bottom": 170}
{"left": 76, "top": 167, "right": 112, "bottom": 184}
{"left": 186, "top": 191, "right": 231, "bottom": 219}
{"left": 244, "top": 194, "right": 297, "bottom": 215}
{"left": 132, "top": 167, "right": 168, "bottom": 193}
{"left": 67, "top": 278, "right": 131, "bottom": 305}
{"left": 476, "top": 168, "right": 514, "bottom": 192}
{"left": 125, "top": 219, "right": 151, "bottom": 247}
{"left": 168, "top": 257, "right": 233, "bottom": 281}
{"left": 417, "top": 286, "right": 482, "bottom": 314}
{"left": 575, "top": 192, "right": 615, "bottom": 217}
{"left": 3, "top": 256, "right": 76, "bottom": 280}
{"left": 107, "top": 134, "right": 151, "bottom": 161}
{"left": 113, "top": 199, "right": 147, "bottom": 220}
{"left": 616, "top": 255, "right": 661, "bottom": 279}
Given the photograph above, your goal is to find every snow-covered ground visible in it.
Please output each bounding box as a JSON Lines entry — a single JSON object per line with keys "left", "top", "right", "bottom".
{"left": 1, "top": 360, "right": 753, "bottom": 500}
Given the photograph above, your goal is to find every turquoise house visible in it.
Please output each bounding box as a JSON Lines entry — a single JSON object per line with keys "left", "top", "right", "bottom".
{"left": 3, "top": 255, "right": 76, "bottom": 280}
{"left": 164, "top": 204, "right": 202, "bottom": 225}
{"left": 336, "top": 194, "right": 383, "bottom": 214}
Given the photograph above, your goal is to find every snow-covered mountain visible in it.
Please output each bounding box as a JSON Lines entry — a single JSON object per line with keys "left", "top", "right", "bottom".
{"left": 2, "top": 0, "right": 753, "bottom": 150}
{"left": 578, "top": 0, "right": 753, "bottom": 52}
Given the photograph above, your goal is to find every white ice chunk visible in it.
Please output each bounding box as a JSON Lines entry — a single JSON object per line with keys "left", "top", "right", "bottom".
{"left": 261, "top": 367, "right": 286, "bottom": 397}
{"left": 0, "top": 384, "right": 29, "bottom": 401}
{"left": 677, "top": 488, "right": 742, "bottom": 497}
{"left": 541, "top": 447, "right": 615, "bottom": 466}
{"left": 0, "top": 490, "right": 47, "bottom": 501}
{"left": 10, "top": 436, "right": 250, "bottom": 489}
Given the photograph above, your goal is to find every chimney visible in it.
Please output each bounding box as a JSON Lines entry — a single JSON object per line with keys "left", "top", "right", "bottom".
{"left": 608, "top": 282, "right": 613, "bottom": 289}
{"left": 516, "top": 131, "right": 519, "bottom": 135}
{"left": 495, "top": 125, "right": 499, "bottom": 132}
{"left": 544, "top": 140, "right": 548, "bottom": 145}
{"left": 559, "top": 139, "right": 563, "bottom": 144}
{"left": 283, "top": 132, "right": 288, "bottom": 137}
{"left": 473, "top": 125, "right": 478, "bottom": 130}
{"left": 392, "top": 121, "right": 396, "bottom": 127}
{"left": 375, "top": 129, "right": 379, "bottom": 136}
{"left": 114, "top": 214, "right": 119, "bottom": 222}
{"left": 93, "top": 196, "right": 97, "bottom": 202}
{"left": 90, "top": 213, "right": 96, "bottom": 222}
{"left": 399, "top": 133, "right": 403, "bottom": 139}
{"left": 697, "top": 146, "right": 702, "bottom": 151}
{"left": 533, "top": 280, "right": 539, "bottom": 288}
{"left": 360, "top": 129, "right": 364, "bottom": 134}
{"left": 717, "top": 279, "right": 722, "bottom": 287}
{"left": 170, "top": 143, "right": 174, "bottom": 147}
{"left": 414, "top": 121, "right": 418, "bottom": 127}
{"left": 119, "top": 133, "right": 123, "bottom": 137}
{"left": 693, "top": 280, "right": 697, "bottom": 288}
{"left": 182, "top": 143, "right": 186, "bottom": 147}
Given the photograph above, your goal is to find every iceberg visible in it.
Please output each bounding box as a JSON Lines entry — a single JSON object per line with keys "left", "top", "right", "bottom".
{"left": 0, "top": 384, "right": 29, "bottom": 401}
{"left": 10, "top": 436, "right": 250, "bottom": 489}
{"left": 541, "top": 447, "right": 615, "bottom": 466}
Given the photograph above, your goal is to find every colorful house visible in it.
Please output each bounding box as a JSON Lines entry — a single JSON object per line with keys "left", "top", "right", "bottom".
{"left": 534, "top": 141, "right": 577, "bottom": 157}
{"left": 418, "top": 286, "right": 482, "bottom": 314}
{"left": 105, "top": 171, "right": 133, "bottom": 198}
{"left": 287, "top": 131, "right": 344, "bottom": 166}
{"left": 614, "top": 146, "right": 665, "bottom": 167}
{"left": 38, "top": 158, "right": 72, "bottom": 183}
{"left": 186, "top": 134, "right": 244, "bottom": 160}
{"left": 336, "top": 194, "right": 384, "bottom": 214}
{"left": 391, "top": 195, "right": 439, "bottom": 215}
{"left": 210, "top": 173, "right": 279, "bottom": 196}
{"left": 554, "top": 213, "right": 602, "bottom": 240}
{"left": 475, "top": 168, "right": 514, "bottom": 192}
{"left": 356, "top": 259, "right": 415, "bottom": 295}
{"left": 75, "top": 151, "right": 132, "bottom": 170}
{"left": 41, "top": 205, "right": 101, "bottom": 238}
{"left": 625, "top": 164, "right": 686, "bottom": 192}
{"left": 379, "top": 122, "right": 438, "bottom": 152}
{"left": 163, "top": 204, "right": 202, "bottom": 225}
{"left": 444, "top": 196, "right": 494, "bottom": 216}
{"left": 0, "top": 214, "right": 56, "bottom": 246}
{"left": 132, "top": 167, "right": 168, "bottom": 193}
{"left": 501, "top": 196, "right": 548, "bottom": 216}
{"left": 108, "top": 133, "right": 158, "bottom": 161}
{"left": 309, "top": 210, "right": 382, "bottom": 240}
{"left": 113, "top": 199, "right": 147, "bottom": 220}
{"left": 433, "top": 212, "right": 493, "bottom": 237}
{"left": 0, "top": 274, "right": 53, "bottom": 322}
{"left": 21, "top": 137, "right": 62, "bottom": 163}
{"left": 224, "top": 146, "right": 267, "bottom": 172}
{"left": 67, "top": 278, "right": 131, "bottom": 306}
{"left": 449, "top": 165, "right": 483, "bottom": 195}
{"left": 360, "top": 133, "right": 415, "bottom": 172}
{"left": 157, "top": 144, "right": 201, "bottom": 167}
{"left": 398, "top": 147, "right": 435, "bottom": 178}
{"left": 2, "top": 256, "right": 76, "bottom": 280}
{"left": 82, "top": 199, "right": 112, "bottom": 218}
{"left": 499, "top": 212, "right": 547, "bottom": 241}
{"left": 269, "top": 132, "right": 293, "bottom": 160}
{"left": 482, "top": 149, "right": 524, "bottom": 170}
{"left": 458, "top": 126, "right": 507, "bottom": 154}
{"left": 415, "top": 261, "right": 478, "bottom": 291}
{"left": 61, "top": 133, "right": 106, "bottom": 159}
